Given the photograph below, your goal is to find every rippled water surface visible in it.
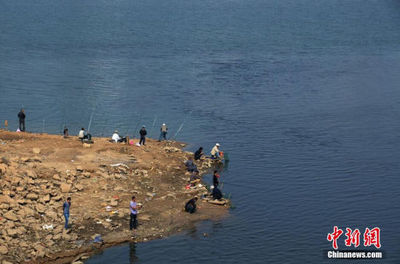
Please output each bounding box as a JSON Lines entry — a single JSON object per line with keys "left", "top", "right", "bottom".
{"left": 1, "top": 0, "right": 400, "bottom": 263}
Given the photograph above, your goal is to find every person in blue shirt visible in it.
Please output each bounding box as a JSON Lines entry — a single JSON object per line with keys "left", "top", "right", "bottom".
{"left": 63, "top": 197, "right": 71, "bottom": 229}
{"left": 130, "top": 196, "right": 138, "bottom": 230}
{"left": 185, "top": 157, "right": 197, "bottom": 172}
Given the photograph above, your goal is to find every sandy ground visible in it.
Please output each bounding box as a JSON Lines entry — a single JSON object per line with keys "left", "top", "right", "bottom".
{"left": 0, "top": 130, "right": 229, "bottom": 264}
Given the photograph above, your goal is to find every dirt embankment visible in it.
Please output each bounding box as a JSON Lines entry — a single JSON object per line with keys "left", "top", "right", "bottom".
{"left": 0, "top": 130, "right": 228, "bottom": 264}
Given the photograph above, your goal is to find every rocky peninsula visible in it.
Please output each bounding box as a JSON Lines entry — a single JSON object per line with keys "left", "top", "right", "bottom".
{"left": 0, "top": 130, "right": 228, "bottom": 264}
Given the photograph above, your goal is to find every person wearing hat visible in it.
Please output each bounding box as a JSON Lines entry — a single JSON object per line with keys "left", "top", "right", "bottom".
{"left": 112, "top": 130, "right": 127, "bottom": 143}
{"left": 139, "top": 126, "right": 147, "bottom": 145}
{"left": 158, "top": 123, "right": 168, "bottom": 141}
{"left": 211, "top": 143, "right": 221, "bottom": 159}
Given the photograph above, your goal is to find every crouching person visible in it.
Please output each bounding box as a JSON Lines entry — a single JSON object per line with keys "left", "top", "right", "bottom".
{"left": 212, "top": 186, "right": 223, "bottom": 200}
{"left": 185, "top": 197, "right": 198, "bottom": 214}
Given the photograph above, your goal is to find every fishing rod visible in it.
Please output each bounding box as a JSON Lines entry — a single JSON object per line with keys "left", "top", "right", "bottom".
{"left": 132, "top": 114, "right": 142, "bottom": 139}
{"left": 171, "top": 110, "right": 192, "bottom": 140}
{"left": 149, "top": 115, "right": 157, "bottom": 138}
{"left": 87, "top": 110, "right": 95, "bottom": 134}
{"left": 87, "top": 98, "right": 99, "bottom": 134}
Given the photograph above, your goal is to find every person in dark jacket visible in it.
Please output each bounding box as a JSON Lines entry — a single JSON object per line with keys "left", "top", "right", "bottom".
{"left": 63, "top": 127, "right": 69, "bottom": 138}
{"left": 212, "top": 187, "right": 223, "bottom": 200}
{"left": 139, "top": 126, "right": 147, "bottom": 145}
{"left": 194, "top": 147, "right": 204, "bottom": 160}
{"left": 213, "top": 170, "right": 220, "bottom": 188}
{"left": 18, "top": 109, "right": 26, "bottom": 132}
{"left": 185, "top": 197, "right": 198, "bottom": 214}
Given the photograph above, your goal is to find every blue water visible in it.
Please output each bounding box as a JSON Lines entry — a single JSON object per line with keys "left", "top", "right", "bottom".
{"left": 1, "top": 0, "right": 400, "bottom": 263}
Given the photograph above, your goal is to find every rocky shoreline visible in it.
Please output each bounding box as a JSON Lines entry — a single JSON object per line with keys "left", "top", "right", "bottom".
{"left": 0, "top": 131, "right": 229, "bottom": 264}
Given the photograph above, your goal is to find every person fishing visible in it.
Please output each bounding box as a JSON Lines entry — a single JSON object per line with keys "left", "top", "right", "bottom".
{"left": 211, "top": 143, "right": 221, "bottom": 159}
{"left": 63, "top": 127, "right": 69, "bottom": 138}
{"left": 213, "top": 170, "right": 220, "bottom": 188}
{"left": 158, "top": 123, "right": 168, "bottom": 141}
{"left": 185, "top": 197, "right": 198, "bottom": 214}
{"left": 18, "top": 109, "right": 26, "bottom": 132}
{"left": 78, "top": 128, "right": 86, "bottom": 140}
{"left": 194, "top": 147, "right": 204, "bottom": 160}
{"left": 112, "top": 130, "right": 127, "bottom": 143}
{"left": 139, "top": 126, "right": 147, "bottom": 145}
{"left": 78, "top": 127, "right": 91, "bottom": 142}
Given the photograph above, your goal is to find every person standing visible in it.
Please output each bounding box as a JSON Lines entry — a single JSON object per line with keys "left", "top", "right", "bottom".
{"left": 18, "top": 109, "right": 26, "bottom": 132}
{"left": 63, "top": 127, "right": 69, "bottom": 138}
{"left": 213, "top": 170, "right": 220, "bottom": 188}
{"left": 63, "top": 197, "right": 71, "bottom": 229}
{"left": 139, "top": 126, "right": 147, "bottom": 145}
{"left": 158, "top": 123, "right": 168, "bottom": 141}
{"left": 130, "top": 196, "right": 138, "bottom": 230}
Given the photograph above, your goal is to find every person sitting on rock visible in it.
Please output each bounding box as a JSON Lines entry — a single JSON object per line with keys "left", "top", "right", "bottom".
{"left": 210, "top": 143, "right": 221, "bottom": 159}
{"left": 194, "top": 147, "right": 204, "bottom": 160}
{"left": 185, "top": 157, "right": 197, "bottom": 172}
{"left": 78, "top": 128, "right": 86, "bottom": 140}
{"left": 79, "top": 127, "right": 92, "bottom": 143}
{"left": 112, "top": 130, "right": 127, "bottom": 143}
{"left": 185, "top": 197, "right": 198, "bottom": 214}
{"left": 212, "top": 186, "right": 223, "bottom": 200}
{"left": 190, "top": 170, "right": 201, "bottom": 186}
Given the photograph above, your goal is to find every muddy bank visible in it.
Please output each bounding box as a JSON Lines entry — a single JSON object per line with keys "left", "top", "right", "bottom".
{"left": 0, "top": 131, "right": 229, "bottom": 264}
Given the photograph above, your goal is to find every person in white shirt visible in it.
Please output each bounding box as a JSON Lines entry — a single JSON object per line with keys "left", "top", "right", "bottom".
{"left": 112, "top": 130, "right": 127, "bottom": 143}
{"left": 211, "top": 143, "right": 221, "bottom": 159}
{"left": 78, "top": 128, "right": 86, "bottom": 140}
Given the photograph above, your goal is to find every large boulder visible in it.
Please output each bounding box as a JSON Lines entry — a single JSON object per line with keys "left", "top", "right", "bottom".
{"left": 33, "top": 244, "right": 46, "bottom": 258}
{"left": 26, "top": 193, "right": 39, "bottom": 201}
{"left": 3, "top": 211, "right": 18, "bottom": 222}
{"left": 60, "top": 183, "right": 71, "bottom": 193}
{"left": 0, "top": 245, "right": 8, "bottom": 254}
{"left": 36, "top": 204, "right": 46, "bottom": 214}
{"left": 32, "top": 148, "right": 41, "bottom": 154}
